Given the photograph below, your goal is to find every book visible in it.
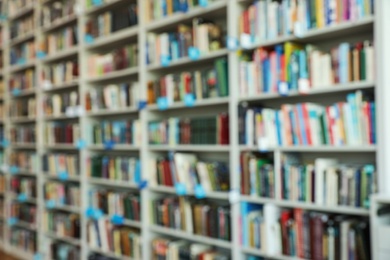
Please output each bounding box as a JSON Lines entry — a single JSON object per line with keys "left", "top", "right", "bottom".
{"left": 43, "top": 91, "right": 79, "bottom": 117}
{"left": 44, "top": 122, "right": 80, "bottom": 145}
{"left": 10, "top": 98, "right": 36, "bottom": 119}
{"left": 42, "top": 153, "right": 79, "bottom": 177}
{"left": 41, "top": 0, "right": 76, "bottom": 28}
{"left": 44, "top": 181, "right": 80, "bottom": 207}
{"left": 10, "top": 151, "right": 38, "bottom": 172}
{"left": 43, "top": 59, "right": 79, "bottom": 85}
{"left": 10, "top": 69, "right": 36, "bottom": 92}
{"left": 10, "top": 124, "right": 36, "bottom": 144}
{"left": 9, "top": 227, "right": 37, "bottom": 254}
{"left": 50, "top": 242, "right": 80, "bottom": 260}
{"left": 42, "top": 25, "right": 78, "bottom": 56}
{"left": 91, "top": 119, "right": 141, "bottom": 147}
{"left": 10, "top": 41, "right": 35, "bottom": 66}
{"left": 10, "top": 202, "right": 36, "bottom": 225}
{"left": 10, "top": 176, "right": 36, "bottom": 199}
{"left": 9, "top": 14, "right": 34, "bottom": 39}
{"left": 43, "top": 211, "right": 80, "bottom": 239}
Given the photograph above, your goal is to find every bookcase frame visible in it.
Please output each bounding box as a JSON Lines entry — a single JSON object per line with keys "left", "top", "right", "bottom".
{"left": 0, "top": 0, "right": 388, "bottom": 259}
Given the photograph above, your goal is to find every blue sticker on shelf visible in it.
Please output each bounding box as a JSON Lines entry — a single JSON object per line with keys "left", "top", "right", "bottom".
{"left": 1, "top": 139, "right": 9, "bottom": 147}
{"left": 12, "top": 88, "right": 21, "bottom": 96}
{"left": 10, "top": 165, "right": 19, "bottom": 175}
{"left": 76, "top": 139, "right": 86, "bottom": 149}
{"left": 85, "top": 34, "right": 94, "bottom": 44}
{"left": 157, "top": 97, "right": 169, "bottom": 110}
{"left": 188, "top": 47, "right": 200, "bottom": 60}
{"left": 17, "top": 58, "right": 26, "bottom": 65}
{"left": 226, "top": 36, "right": 239, "bottom": 51}
{"left": 184, "top": 93, "right": 195, "bottom": 107}
{"left": 58, "top": 171, "right": 69, "bottom": 181}
{"left": 175, "top": 183, "right": 187, "bottom": 196}
{"left": 36, "top": 51, "right": 47, "bottom": 59}
{"left": 45, "top": 200, "right": 56, "bottom": 209}
{"left": 7, "top": 217, "right": 17, "bottom": 226}
{"left": 138, "top": 180, "right": 148, "bottom": 190}
{"left": 104, "top": 140, "right": 115, "bottom": 150}
{"left": 199, "top": 0, "right": 208, "bottom": 7}
{"left": 92, "top": 0, "right": 103, "bottom": 6}
{"left": 17, "top": 193, "right": 27, "bottom": 202}
{"left": 92, "top": 209, "right": 103, "bottom": 220}
{"left": 111, "top": 215, "right": 124, "bottom": 225}
{"left": 137, "top": 100, "right": 147, "bottom": 110}
{"left": 33, "top": 253, "right": 42, "bottom": 260}
{"left": 160, "top": 54, "right": 171, "bottom": 67}
{"left": 85, "top": 208, "right": 94, "bottom": 218}
{"left": 194, "top": 184, "right": 206, "bottom": 199}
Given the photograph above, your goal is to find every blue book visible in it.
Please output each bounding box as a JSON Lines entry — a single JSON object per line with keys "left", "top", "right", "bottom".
{"left": 298, "top": 50, "right": 308, "bottom": 81}
{"left": 355, "top": 168, "right": 361, "bottom": 207}
{"left": 339, "top": 43, "right": 350, "bottom": 83}
{"left": 240, "top": 202, "right": 262, "bottom": 246}
{"left": 289, "top": 109, "right": 298, "bottom": 145}
{"left": 134, "top": 160, "right": 141, "bottom": 183}
{"left": 275, "top": 111, "right": 282, "bottom": 146}
{"left": 370, "top": 102, "right": 376, "bottom": 144}
{"left": 346, "top": 93, "right": 359, "bottom": 144}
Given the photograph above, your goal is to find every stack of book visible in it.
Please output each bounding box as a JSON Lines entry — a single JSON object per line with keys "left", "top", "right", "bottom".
{"left": 49, "top": 242, "right": 80, "bottom": 260}
{"left": 240, "top": 152, "right": 274, "bottom": 198}
{"left": 9, "top": 228, "right": 36, "bottom": 253}
{"left": 10, "top": 15, "right": 34, "bottom": 39}
{"left": 151, "top": 196, "right": 231, "bottom": 240}
{"left": 44, "top": 122, "right": 80, "bottom": 145}
{"left": 152, "top": 237, "right": 231, "bottom": 259}
{"left": 11, "top": 125, "right": 36, "bottom": 144}
{"left": 10, "top": 42, "right": 36, "bottom": 66}
{"left": 42, "top": 153, "right": 79, "bottom": 177}
{"left": 43, "top": 91, "right": 80, "bottom": 117}
{"left": 87, "top": 222, "right": 140, "bottom": 258}
{"left": 239, "top": 41, "right": 375, "bottom": 97}
{"left": 44, "top": 182, "right": 80, "bottom": 207}
{"left": 10, "top": 98, "right": 36, "bottom": 118}
{"left": 43, "top": 60, "right": 79, "bottom": 85}
{"left": 8, "top": 0, "right": 35, "bottom": 16}
{"left": 10, "top": 203, "right": 37, "bottom": 225}
{"left": 43, "top": 211, "right": 80, "bottom": 239}
{"left": 9, "top": 151, "right": 38, "bottom": 172}
{"left": 85, "top": 83, "right": 140, "bottom": 112}
{"left": 147, "top": 58, "right": 228, "bottom": 104}
{"left": 91, "top": 120, "right": 141, "bottom": 146}
{"left": 10, "top": 69, "right": 35, "bottom": 92}
{"left": 239, "top": 0, "right": 373, "bottom": 45}
{"left": 87, "top": 156, "right": 140, "bottom": 183}
{"left": 41, "top": 0, "right": 76, "bottom": 27}
{"left": 149, "top": 152, "right": 230, "bottom": 192}
{"left": 147, "top": 20, "right": 224, "bottom": 66}
{"left": 10, "top": 177, "right": 36, "bottom": 199}
{"left": 239, "top": 91, "right": 376, "bottom": 147}
{"left": 85, "top": 3, "right": 138, "bottom": 38}
{"left": 148, "top": 114, "right": 229, "bottom": 145}
{"left": 87, "top": 44, "right": 138, "bottom": 78}
{"left": 88, "top": 189, "right": 140, "bottom": 221}
{"left": 43, "top": 25, "right": 78, "bottom": 55}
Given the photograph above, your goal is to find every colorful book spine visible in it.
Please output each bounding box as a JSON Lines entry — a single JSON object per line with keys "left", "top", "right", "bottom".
{"left": 10, "top": 176, "right": 36, "bottom": 198}
{"left": 10, "top": 151, "right": 38, "bottom": 172}
{"left": 10, "top": 69, "right": 36, "bottom": 92}
{"left": 43, "top": 211, "right": 80, "bottom": 239}
{"left": 91, "top": 120, "right": 141, "bottom": 146}
{"left": 45, "top": 123, "right": 80, "bottom": 145}
{"left": 11, "top": 125, "right": 36, "bottom": 144}
{"left": 44, "top": 182, "right": 80, "bottom": 207}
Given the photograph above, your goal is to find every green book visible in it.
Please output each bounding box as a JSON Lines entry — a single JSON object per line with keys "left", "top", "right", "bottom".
{"left": 214, "top": 58, "right": 228, "bottom": 97}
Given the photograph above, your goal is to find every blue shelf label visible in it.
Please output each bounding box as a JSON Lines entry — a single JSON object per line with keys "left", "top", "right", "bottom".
{"left": 33, "top": 253, "right": 42, "bottom": 260}
{"left": 1, "top": 139, "right": 9, "bottom": 147}
{"left": 184, "top": 93, "right": 195, "bottom": 107}
{"left": 86, "top": 208, "right": 103, "bottom": 220}
{"left": 157, "top": 97, "right": 169, "bottom": 110}
{"left": 111, "top": 215, "right": 124, "bottom": 225}
{"left": 138, "top": 180, "right": 148, "bottom": 190}
{"left": 7, "top": 217, "right": 17, "bottom": 226}
{"left": 188, "top": 47, "right": 200, "bottom": 60}
{"left": 227, "top": 36, "right": 239, "bottom": 51}
{"left": 194, "top": 184, "right": 206, "bottom": 199}
{"left": 175, "top": 183, "right": 187, "bottom": 196}
{"left": 160, "top": 54, "right": 171, "bottom": 67}
{"left": 17, "top": 58, "right": 26, "bottom": 65}
{"left": 17, "top": 193, "right": 27, "bottom": 202}
{"left": 76, "top": 139, "right": 86, "bottom": 149}
{"left": 10, "top": 166, "right": 20, "bottom": 174}
{"left": 199, "top": 0, "right": 208, "bottom": 7}
{"left": 137, "top": 100, "right": 147, "bottom": 110}
{"left": 36, "top": 51, "right": 47, "bottom": 59}
{"left": 45, "top": 200, "right": 56, "bottom": 209}
{"left": 85, "top": 34, "right": 94, "bottom": 44}
{"left": 92, "top": 0, "right": 103, "bottom": 6}
{"left": 58, "top": 171, "right": 69, "bottom": 181}
{"left": 12, "top": 88, "right": 21, "bottom": 96}
{"left": 104, "top": 140, "right": 115, "bottom": 150}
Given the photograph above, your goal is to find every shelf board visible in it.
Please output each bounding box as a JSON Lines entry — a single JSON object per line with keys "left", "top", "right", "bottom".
{"left": 88, "top": 178, "right": 138, "bottom": 189}
{"left": 9, "top": 61, "right": 35, "bottom": 73}
{"left": 147, "top": 97, "right": 230, "bottom": 111}
{"left": 10, "top": 88, "right": 36, "bottom": 97}
{"left": 146, "top": 0, "right": 227, "bottom": 31}
{"left": 148, "top": 144, "right": 230, "bottom": 152}
{"left": 88, "top": 247, "right": 133, "bottom": 260}
{"left": 9, "top": 117, "right": 36, "bottom": 124}
{"left": 44, "top": 173, "right": 81, "bottom": 182}
{"left": 239, "top": 145, "right": 377, "bottom": 153}
{"left": 372, "top": 194, "right": 390, "bottom": 204}
{"left": 9, "top": 32, "right": 35, "bottom": 46}
{"left": 86, "top": 26, "right": 139, "bottom": 50}
{"left": 10, "top": 195, "right": 37, "bottom": 204}
{"left": 86, "top": 107, "right": 139, "bottom": 117}
{"left": 85, "top": 0, "right": 130, "bottom": 15}
{"left": 239, "top": 81, "right": 375, "bottom": 102}
{"left": 42, "top": 46, "right": 79, "bottom": 63}
{"left": 45, "top": 232, "right": 81, "bottom": 246}
{"left": 86, "top": 67, "right": 138, "bottom": 83}
{"left": 42, "top": 14, "right": 78, "bottom": 33}
{"left": 8, "top": 170, "right": 36, "bottom": 177}
{"left": 241, "top": 247, "right": 309, "bottom": 260}
{"left": 149, "top": 225, "right": 232, "bottom": 249}
{"left": 88, "top": 144, "right": 140, "bottom": 151}
{"left": 147, "top": 49, "right": 228, "bottom": 71}
{"left": 100, "top": 214, "right": 142, "bottom": 228}
{"left": 43, "top": 81, "right": 79, "bottom": 92}
{"left": 8, "top": 5, "right": 34, "bottom": 21}
{"left": 43, "top": 115, "right": 79, "bottom": 121}
{"left": 241, "top": 196, "right": 370, "bottom": 216}
{"left": 150, "top": 185, "right": 229, "bottom": 200}
{"left": 44, "top": 144, "right": 78, "bottom": 150}
{"left": 46, "top": 204, "right": 81, "bottom": 213}
{"left": 11, "top": 143, "right": 37, "bottom": 149}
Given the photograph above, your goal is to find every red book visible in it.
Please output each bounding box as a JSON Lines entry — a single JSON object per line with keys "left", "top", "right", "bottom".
{"left": 243, "top": 10, "right": 249, "bottom": 34}
{"left": 326, "top": 107, "right": 335, "bottom": 145}
{"left": 280, "top": 210, "right": 292, "bottom": 255}
{"left": 162, "top": 160, "right": 173, "bottom": 187}
{"left": 293, "top": 107, "right": 303, "bottom": 145}
{"left": 294, "top": 208, "right": 304, "bottom": 258}
{"left": 184, "top": 72, "right": 191, "bottom": 94}
{"left": 302, "top": 104, "right": 312, "bottom": 145}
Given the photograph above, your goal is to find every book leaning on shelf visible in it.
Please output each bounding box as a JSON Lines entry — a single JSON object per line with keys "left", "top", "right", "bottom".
{"left": 42, "top": 153, "right": 79, "bottom": 177}
{"left": 10, "top": 69, "right": 35, "bottom": 92}
{"left": 9, "top": 151, "right": 38, "bottom": 172}
{"left": 43, "top": 60, "right": 79, "bottom": 86}
{"left": 41, "top": 0, "right": 76, "bottom": 28}
{"left": 49, "top": 242, "right": 80, "bottom": 260}
{"left": 43, "top": 91, "right": 80, "bottom": 117}
{"left": 10, "top": 176, "right": 36, "bottom": 199}
{"left": 10, "top": 202, "right": 36, "bottom": 226}
{"left": 152, "top": 237, "right": 231, "bottom": 260}
{"left": 10, "top": 125, "right": 36, "bottom": 144}
{"left": 45, "top": 122, "right": 80, "bottom": 145}
{"left": 43, "top": 211, "right": 80, "bottom": 239}
{"left": 91, "top": 119, "right": 141, "bottom": 147}
{"left": 9, "top": 228, "right": 37, "bottom": 254}
{"left": 149, "top": 113, "right": 229, "bottom": 145}
{"left": 10, "top": 41, "right": 35, "bottom": 66}
{"left": 10, "top": 98, "right": 36, "bottom": 119}
{"left": 149, "top": 152, "right": 230, "bottom": 193}
{"left": 239, "top": 90, "right": 375, "bottom": 147}
{"left": 239, "top": 0, "right": 373, "bottom": 46}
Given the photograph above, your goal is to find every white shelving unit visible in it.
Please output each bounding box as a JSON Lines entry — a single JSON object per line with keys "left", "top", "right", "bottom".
{"left": 0, "top": 0, "right": 388, "bottom": 259}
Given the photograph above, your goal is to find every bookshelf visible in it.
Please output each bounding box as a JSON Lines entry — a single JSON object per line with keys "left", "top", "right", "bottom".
{"left": 0, "top": 0, "right": 387, "bottom": 259}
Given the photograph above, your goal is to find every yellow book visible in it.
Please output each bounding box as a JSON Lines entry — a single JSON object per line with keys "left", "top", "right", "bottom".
{"left": 284, "top": 42, "right": 303, "bottom": 82}
{"left": 316, "top": 0, "right": 324, "bottom": 28}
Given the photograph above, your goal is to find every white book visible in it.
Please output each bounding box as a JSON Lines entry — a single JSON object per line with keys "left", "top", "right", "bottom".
{"left": 341, "top": 220, "right": 353, "bottom": 260}
{"left": 239, "top": 61, "right": 247, "bottom": 96}
{"left": 365, "top": 41, "right": 374, "bottom": 81}
{"left": 264, "top": 203, "right": 282, "bottom": 254}
{"left": 196, "top": 162, "right": 212, "bottom": 192}
{"left": 245, "top": 108, "right": 254, "bottom": 146}
{"left": 315, "top": 158, "right": 338, "bottom": 205}
{"left": 174, "top": 153, "right": 198, "bottom": 191}
{"left": 165, "top": 74, "right": 174, "bottom": 105}
{"left": 98, "top": 219, "right": 109, "bottom": 252}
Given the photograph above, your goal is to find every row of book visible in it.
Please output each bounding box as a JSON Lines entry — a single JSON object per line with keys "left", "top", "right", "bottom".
{"left": 41, "top": 0, "right": 76, "bottom": 28}
{"left": 87, "top": 44, "right": 138, "bottom": 78}
{"left": 239, "top": 0, "right": 373, "bottom": 45}
{"left": 42, "top": 153, "right": 79, "bottom": 177}
{"left": 8, "top": 0, "right": 35, "bottom": 17}
{"left": 88, "top": 189, "right": 140, "bottom": 221}
{"left": 85, "top": 3, "right": 138, "bottom": 39}
{"left": 85, "top": 83, "right": 140, "bottom": 112}
{"left": 43, "top": 25, "right": 78, "bottom": 56}
{"left": 45, "top": 123, "right": 80, "bottom": 145}
{"left": 152, "top": 237, "right": 230, "bottom": 259}
{"left": 0, "top": 175, "right": 5, "bottom": 193}
{"left": 10, "top": 151, "right": 38, "bottom": 172}
{"left": 44, "top": 182, "right": 80, "bottom": 207}
{"left": 149, "top": 152, "right": 230, "bottom": 192}
{"left": 10, "top": 98, "right": 36, "bottom": 118}
{"left": 88, "top": 156, "right": 140, "bottom": 183}
{"left": 43, "top": 60, "right": 79, "bottom": 86}
{"left": 10, "top": 15, "right": 34, "bottom": 40}
{"left": 10, "top": 41, "right": 35, "bottom": 65}
{"left": 91, "top": 120, "right": 141, "bottom": 146}
{"left": 87, "top": 222, "right": 141, "bottom": 258}
{"left": 9, "top": 227, "right": 36, "bottom": 254}
{"left": 239, "top": 41, "right": 375, "bottom": 96}
{"left": 10, "top": 177, "right": 36, "bottom": 198}
{"left": 0, "top": 199, "right": 4, "bottom": 218}
{"left": 242, "top": 204, "right": 370, "bottom": 259}
{"left": 239, "top": 91, "right": 376, "bottom": 146}
{"left": 10, "top": 203, "right": 37, "bottom": 225}
{"left": 10, "top": 69, "right": 35, "bottom": 92}
{"left": 149, "top": 114, "right": 229, "bottom": 145}
{"left": 10, "top": 125, "right": 36, "bottom": 144}
{"left": 49, "top": 242, "right": 80, "bottom": 260}
{"left": 147, "top": 20, "right": 224, "bottom": 65}
{"left": 43, "top": 211, "right": 80, "bottom": 239}
{"left": 0, "top": 103, "right": 4, "bottom": 120}
{"left": 147, "top": 58, "right": 228, "bottom": 104}
{"left": 151, "top": 196, "right": 231, "bottom": 240}
{"left": 43, "top": 91, "right": 79, "bottom": 117}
